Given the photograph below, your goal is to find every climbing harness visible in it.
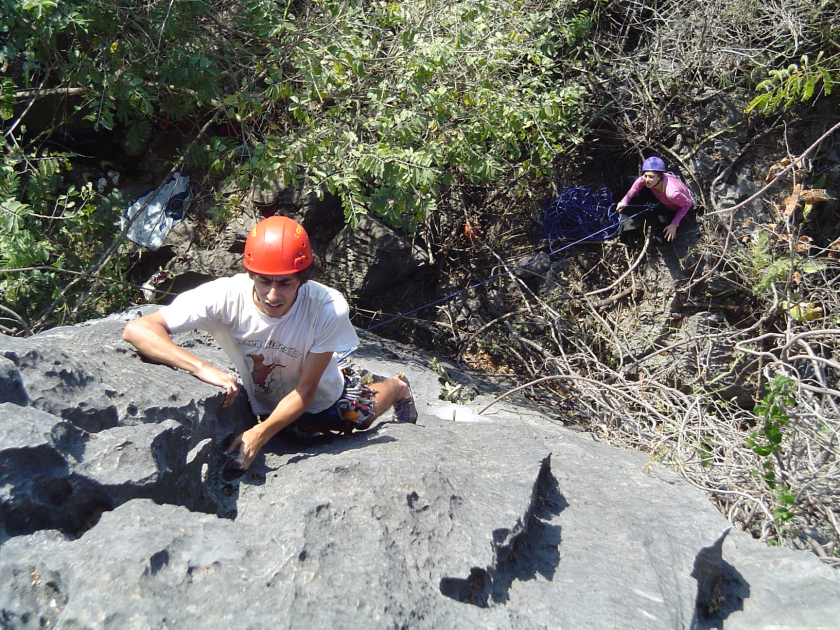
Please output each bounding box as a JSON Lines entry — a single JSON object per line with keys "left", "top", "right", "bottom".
{"left": 279, "top": 357, "right": 376, "bottom": 438}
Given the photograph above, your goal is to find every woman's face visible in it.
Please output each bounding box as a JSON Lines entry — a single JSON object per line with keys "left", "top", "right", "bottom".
{"left": 643, "top": 171, "right": 663, "bottom": 188}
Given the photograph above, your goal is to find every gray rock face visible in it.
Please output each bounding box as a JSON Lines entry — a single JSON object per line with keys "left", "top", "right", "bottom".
{"left": 164, "top": 248, "right": 244, "bottom": 291}
{"left": 0, "top": 312, "right": 236, "bottom": 432}
{"left": 0, "top": 356, "right": 27, "bottom": 405}
{"left": 322, "top": 215, "right": 429, "bottom": 303}
{"left": 1, "top": 313, "right": 838, "bottom": 629}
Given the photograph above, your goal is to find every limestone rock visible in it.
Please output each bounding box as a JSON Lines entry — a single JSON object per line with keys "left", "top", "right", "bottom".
{"left": 0, "top": 310, "right": 241, "bottom": 433}
{"left": 163, "top": 248, "right": 244, "bottom": 293}
{"left": 0, "top": 404, "right": 190, "bottom": 543}
{"left": 0, "top": 313, "right": 837, "bottom": 630}
{"left": 250, "top": 180, "right": 344, "bottom": 235}
{"left": 0, "top": 356, "right": 27, "bottom": 405}
{"left": 322, "top": 215, "right": 429, "bottom": 303}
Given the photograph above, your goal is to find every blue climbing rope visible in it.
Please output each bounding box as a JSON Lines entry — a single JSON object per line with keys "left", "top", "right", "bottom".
{"left": 543, "top": 186, "right": 621, "bottom": 242}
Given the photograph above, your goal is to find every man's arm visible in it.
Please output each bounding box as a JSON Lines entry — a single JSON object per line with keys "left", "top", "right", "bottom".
{"left": 122, "top": 311, "right": 239, "bottom": 406}
{"left": 226, "top": 351, "right": 333, "bottom": 469}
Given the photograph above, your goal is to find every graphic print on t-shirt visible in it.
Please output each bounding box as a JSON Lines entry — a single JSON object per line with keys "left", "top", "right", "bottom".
{"left": 246, "top": 352, "right": 285, "bottom": 393}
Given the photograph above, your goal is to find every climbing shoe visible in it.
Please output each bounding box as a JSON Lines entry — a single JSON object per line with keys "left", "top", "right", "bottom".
{"left": 394, "top": 373, "right": 418, "bottom": 424}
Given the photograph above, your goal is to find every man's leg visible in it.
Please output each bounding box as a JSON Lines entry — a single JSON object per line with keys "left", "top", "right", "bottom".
{"left": 357, "top": 375, "right": 412, "bottom": 429}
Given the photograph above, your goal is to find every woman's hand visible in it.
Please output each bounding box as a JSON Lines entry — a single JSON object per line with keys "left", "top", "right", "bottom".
{"left": 615, "top": 201, "right": 626, "bottom": 212}
{"left": 664, "top": 224, "right": 678, "bottom": 241}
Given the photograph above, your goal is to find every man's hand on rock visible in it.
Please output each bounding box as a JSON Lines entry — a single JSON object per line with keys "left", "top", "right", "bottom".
{"left": 224, "top": 426, "right": 266, "bottom": 471}
{"left": 122, "top": 311, "right": 240, "bottom": 408}
{"left": 194, "top": 365, "right": 239, "bottom": 407}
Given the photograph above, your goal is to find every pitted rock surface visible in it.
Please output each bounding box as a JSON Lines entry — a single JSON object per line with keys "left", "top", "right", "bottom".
{"left": 1, "top": 312, "right": 838, "bottom": 630}
{"left": 322, "top": 215, "right": 429, "bottom": 303}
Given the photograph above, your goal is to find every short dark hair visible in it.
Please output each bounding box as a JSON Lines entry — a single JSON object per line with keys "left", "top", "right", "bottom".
{"left": 294, "top": 255, "right": 319, "bottom": 284}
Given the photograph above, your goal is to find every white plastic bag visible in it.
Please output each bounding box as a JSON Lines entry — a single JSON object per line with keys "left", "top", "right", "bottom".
{"left": 121, "top": 172, "right": 192, "bottom": 250}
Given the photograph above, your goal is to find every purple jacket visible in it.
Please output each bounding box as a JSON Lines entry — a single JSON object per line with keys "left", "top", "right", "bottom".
{"left": 620, "top": 173, "right": 694, "bottom": 226}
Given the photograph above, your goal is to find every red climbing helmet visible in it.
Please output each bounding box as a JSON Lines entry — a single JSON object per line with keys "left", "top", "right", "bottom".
{"left": 243, "top": 216, "right": 313, "bottom": 275}
{"left": 642, "top": 156, "right": 666, "bottom": 172}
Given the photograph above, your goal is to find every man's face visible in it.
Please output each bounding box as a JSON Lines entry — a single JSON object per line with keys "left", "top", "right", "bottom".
{"left": 643, "top": 171, "right": 663, "bottom": 188}
{"left": 251, "top": 273, "right": 302, "bottom": 317}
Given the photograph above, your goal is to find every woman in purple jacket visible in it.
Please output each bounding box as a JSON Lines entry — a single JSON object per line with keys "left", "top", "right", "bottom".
{"left": 616, "top": 156, "right": 694, "bottom": 242}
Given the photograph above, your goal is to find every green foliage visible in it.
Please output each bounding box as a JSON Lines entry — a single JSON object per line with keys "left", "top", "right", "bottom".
{"left": 5, "top": 0, "right": 592, "bottom": 233}
{"left": 1, "top": 0, "right": 243, "bottom": 330}
{"left": 234, "top": 0, "right": 590, "bottom": 230}
{"left": 746, "top": 375, "right": 802, "bottom": 534}
{"left": 748, "top": 374, "right": 795, "bottom": 460}
{"left": 0, "top": 78, "right": 14, "bottom": 120}
{"left": 745, "top": 0, "right": 839, "bottom": 114}
{"left": 1, "top": 0, "right": 594, "bottom": 331}
{"left": 749, "top": 230, "right": 826, "bottom": 296}
{"left": 0, "top": 160, "right": 134, "bottom": 331}
{"left": 747, "top": 53, "right": 837, "bottom": 114}
{"left": 773, "top": 488, "right": 797, "bottom": 523}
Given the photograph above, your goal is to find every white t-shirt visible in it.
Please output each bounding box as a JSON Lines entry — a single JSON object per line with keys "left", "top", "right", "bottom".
{"left": 159, "top": 274, "right": 359, "bottom": 415}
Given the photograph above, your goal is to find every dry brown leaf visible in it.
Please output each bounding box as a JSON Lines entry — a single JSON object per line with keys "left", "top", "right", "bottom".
{"left": 799, "top": 189, "right": 831, "bottom": 204}
{"left": 742, "top": 217, "right": 753, "bottom": 228}
{"left": 781, "top": 183, "right": 802, "bottom": 218}
{"left": 795, "top": 235, "right": 813, "bottom": 253}
{"left": 766, "top": 155, "right": 809, "bottom": 181}
{"left": 766, "top": 157, "right": 792, "bottom": 181}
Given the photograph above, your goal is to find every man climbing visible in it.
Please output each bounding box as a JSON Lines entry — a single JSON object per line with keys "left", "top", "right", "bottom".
{"left": 122, "top": 215, "right": 415, "bottom": 472}
{"left": 615, "top": 156, "right": 694, "bottom": 242}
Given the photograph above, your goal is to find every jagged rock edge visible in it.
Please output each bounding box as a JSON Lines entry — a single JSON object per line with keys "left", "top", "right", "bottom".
{"left": 438, "top": 454, "right": 558, "bottom": 607}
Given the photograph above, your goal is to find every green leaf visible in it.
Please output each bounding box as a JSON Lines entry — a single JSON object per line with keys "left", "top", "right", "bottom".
{"left": 773, "top": 506, "right": 795, "bottom": 522}
{"left": 755, "top": 79, "right": 775, "bottom": 92}
{"left": 778, "top": 490, "right": 796, "bottom": 506}
{"left": 746, "top": 93, "right": 771, "bottom": 113}
{"left": 802, "top": 76, "right": 816, "bottom": 101}
{"left": 819, "top": 67, "right": 833, "bottom": 95}
{"left": 801, "top": 261, "right": 826, "bottom": 274}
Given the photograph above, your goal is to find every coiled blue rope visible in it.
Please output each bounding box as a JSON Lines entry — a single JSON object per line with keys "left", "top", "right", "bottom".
{"left": 543, "top": 187, "right": 621, "bottom": 242}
